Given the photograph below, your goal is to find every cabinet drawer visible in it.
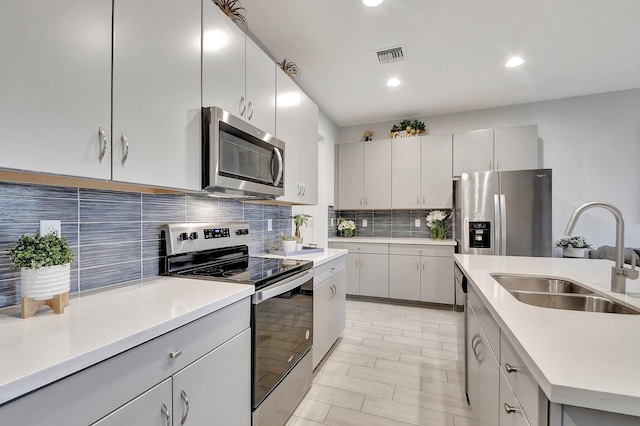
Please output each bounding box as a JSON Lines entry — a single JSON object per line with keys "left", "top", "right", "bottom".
{"left": 501, "top": 333, "right": 548, "bottom": 426}
{"left": 500, "top": 370, "right": 531, "bottom": 426}
{"left": 330, "top": 242, "right": 389, "bottom": 254}
{"left": 0, "top": 298, "right": 250, "bottom": 426}
{"left": 314, "top": 256, "right": 346, "bottom": 286}
{"left": 389, "top": 244, "right": 454, "bottom": 257}
{"left": 468, "top": 285, "right": 500, "bottom": 361}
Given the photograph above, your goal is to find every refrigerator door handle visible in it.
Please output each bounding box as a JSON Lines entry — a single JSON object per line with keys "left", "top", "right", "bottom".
{"left": 500, "top": 194, "right": 507, "bottom": 256}
{"left": 494, "top": 194, "right": 501, "bottom": 255}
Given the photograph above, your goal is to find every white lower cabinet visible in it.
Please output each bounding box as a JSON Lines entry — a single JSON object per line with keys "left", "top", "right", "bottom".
{"left": 93, "top": 379, "right": 173, "bottom": 426}
{"left": 331, "top": 243, "right": 389, "bottom": 298}
{"left": 389, "top": 255, "right": 421, "bottom": 300}
{"left": 500, "top": 371, "right": 531, "bottom": 426}
{"left": 313, "top": 256, "right": 347, "bottom": 369}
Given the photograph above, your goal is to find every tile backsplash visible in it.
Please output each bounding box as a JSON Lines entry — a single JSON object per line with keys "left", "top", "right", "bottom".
{"left": 330, "top": 208, "right": 453, "bottom": 239}
{"left": 0, "top": 181, "right": 291, "bottom": 309}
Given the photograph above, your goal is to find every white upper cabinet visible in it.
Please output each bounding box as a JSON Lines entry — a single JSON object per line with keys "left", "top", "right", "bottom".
{"left": 0, "top": 0, "right": 112, "bottom": 179}
{"left": 112, "top": 0, "right": 201, "bottom": 190}
{"left": 338, "top": 143, "right": 365, "bottom": 209}
{"left": 392, "top": 138, "right": 422, "bottom": 209}
{"left": 276, "top": 71, "right": 318, "bottom": 204}
{"left": 453, "top": 125, "right": 539, "bottom": 176}
{"left": 364, "top": 139, "right": 392, "bottom": 209}
{"left": 202, "top": 0, "right": 246, "bottom": 118}
{"left": 493, "top": 124, "right": 538, "bottom": 171}
{"left": 421, "top": 133, "right": 453, "bottom": 208}
{"left": 453, "top": 129, "right": 494, "bottom": 176}
{"left": 245, "top": 38, "right": 276, "bottom": 136}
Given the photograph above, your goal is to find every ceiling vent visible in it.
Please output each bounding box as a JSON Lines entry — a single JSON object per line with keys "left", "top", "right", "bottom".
{"left": 376, "top": 45, "right": 406, "bottom": 64}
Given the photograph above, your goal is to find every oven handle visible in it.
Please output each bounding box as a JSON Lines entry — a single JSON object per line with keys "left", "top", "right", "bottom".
{"left": 253, "top": 269, "right": 314, "bottom": 305}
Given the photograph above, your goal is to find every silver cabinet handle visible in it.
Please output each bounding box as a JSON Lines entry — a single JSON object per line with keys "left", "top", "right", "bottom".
{"left": 416, "top": 262, "right": 419, "bottom": 270}
{"left": 301, "top": 183, "right": 306, "bottom": 196}
{"left": 180, "top": 389, "right": 190, "bottom": 425}
{"left": 247, "top": 101, "right": 254, "bottom": 120}
{"left": 120, "top": 133, "right": 129, "bottom": 165}
{"left": 422, "top": 195, "right": 425, "bottom": 205}
{"left": 98, "top": 127, "right": 108, "bottom": 161}
{"left": 297, "top": 183, "right": 302, "bottom": 196}
{"left": 170, "top": 350, "right": 183, "bottom": 359}
{"left": 504, "top": 403, "right": 518, "bottom": 414}
{"left": 505, "top": 363, "right": 518, "bottom": 374}
{"left": 355, "top": 259, "right": 358, "bottom": 268}
{"left": 161, "top": 402, "right": 171, "bottom": 426}
{"left": 496, "top": 160, "right": 501, "bottom": 170}
{"left": 471, "top": 334, "right": 481, "bottom": 362}
{"left": 239, "top": 96, "right": 246, "bottom": 116}
{"left": 365, "top": 197, "right": 368, "bottom": 206}
{"left": 360, "top": 197, "right": 363, "bottom": 206}
{"left": 331, "top": 267, "right": 336, "bottom": 272}
{"left": 416, "top": 196, "right": 420, "bottom": 205}
{"left": 489, "top": 160, "right": 493, "bottom": 170}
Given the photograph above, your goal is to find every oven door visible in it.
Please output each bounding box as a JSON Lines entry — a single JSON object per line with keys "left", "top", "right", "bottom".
{"left": 252, "top": 269, "right": 313, "bottom": 410}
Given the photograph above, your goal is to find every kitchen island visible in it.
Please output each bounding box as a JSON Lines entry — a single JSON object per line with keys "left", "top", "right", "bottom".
{"left": 455, "top": 254, "right": 640, "bottom": 425}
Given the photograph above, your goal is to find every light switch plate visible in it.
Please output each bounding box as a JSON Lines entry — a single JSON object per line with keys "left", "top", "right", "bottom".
{"left": 267, "top": 219, "right": 273, "bottom": 231}
{"left": 415, "top": 219, "right": 421, "bottom": 227}
{"left": 362, "top": 219, "right": 368, "bottom": 227}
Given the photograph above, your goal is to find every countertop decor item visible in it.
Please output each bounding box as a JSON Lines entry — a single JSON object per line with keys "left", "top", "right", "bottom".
{"left": 281, "top": 233, "right": 297, "bottom": 253}
{"left": 363, "top": 130, "right": 374, "bottom": 141}
{"left": 556, "top": 235, "right": 591, "bottom": 258}
{"left": 427, "top": 210, "right": 449, "bottom": 239}
{"left": 9, "top": 231, "right": 74, "bottom": 318}
{"left": 212, "top": 0, "right": 247, "bottom": 26}
{"left": 277, "top": 59, "right": 301, "bottom": 82}
{"left": 290, "top": 213, "right": 312, "bottom": 243}
{"left": 390, "top": 119, "right": 426, "bottom": 138}
{"left": 338, "top": 217, "right": 357, "bottom": 237}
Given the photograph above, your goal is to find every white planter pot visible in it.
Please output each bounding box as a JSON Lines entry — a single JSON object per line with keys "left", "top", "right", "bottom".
{"left": 563, "top": 247, "right": 586, "bottom": 258}
{"left": 21, "top": 264, "right": 71, "bottom": 300}
{"left": 282, "top": 240, "right": 296, "bottom": 253}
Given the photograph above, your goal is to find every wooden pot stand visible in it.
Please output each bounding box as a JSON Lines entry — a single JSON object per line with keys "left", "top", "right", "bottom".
{"left": 21, "top": 291, "right": 69, "bottom": 319}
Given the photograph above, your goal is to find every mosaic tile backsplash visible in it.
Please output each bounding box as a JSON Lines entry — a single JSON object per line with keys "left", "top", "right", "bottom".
{"left": 330, "top": 208, "right": 453, "bottom": 239}
{"left": 0, "top": 181, "right": 291, "bottom": 309}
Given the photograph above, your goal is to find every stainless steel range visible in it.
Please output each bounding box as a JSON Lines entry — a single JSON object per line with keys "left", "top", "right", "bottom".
{"left": 161, "top": 222, "right": 314, "bottom": 426}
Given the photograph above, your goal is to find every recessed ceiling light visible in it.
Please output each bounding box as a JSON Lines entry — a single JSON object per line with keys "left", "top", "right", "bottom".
{"left": 505, "top": 57, "right": 524, "bottom": 67}
{"left": 387, "top": 78, "right": 401, "bottom": 87}
{"left": 363, "top": 0, "right": 383, "bottom": 7}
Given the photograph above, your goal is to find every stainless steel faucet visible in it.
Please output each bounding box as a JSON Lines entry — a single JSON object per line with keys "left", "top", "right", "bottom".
{"left": 564, "top": 202, "right": 638, "bottom": 293}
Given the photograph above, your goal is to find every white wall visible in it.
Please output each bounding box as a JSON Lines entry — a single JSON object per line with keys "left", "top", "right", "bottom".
{"left": 293, "top": 108, "right": 339, "bottom": 248}
{"left": 338, "top": 89, "right": 640, "bottom": 248}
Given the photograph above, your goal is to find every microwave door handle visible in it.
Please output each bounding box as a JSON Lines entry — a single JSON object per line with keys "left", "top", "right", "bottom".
{"left": 272, "top": 147, "right": 283, "bottom": 187}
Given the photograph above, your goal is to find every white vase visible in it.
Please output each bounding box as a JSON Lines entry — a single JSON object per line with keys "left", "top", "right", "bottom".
{"left": 563, "top": 248, "right": 586, "bottom": 258}
{"left": 21, "top": 264, "right": 71, "bottom": 300}
{"left": 282, "top": 240, "right": 296, "bottom": 253}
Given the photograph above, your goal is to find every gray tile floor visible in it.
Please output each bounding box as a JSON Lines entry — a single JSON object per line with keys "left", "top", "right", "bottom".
{"left": 287, "top": 300, "right": 472, "bottom": 426}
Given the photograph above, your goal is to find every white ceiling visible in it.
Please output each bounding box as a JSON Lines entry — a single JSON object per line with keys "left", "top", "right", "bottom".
{"left": 238, "top": 0, "right": 640, "bottom": 127}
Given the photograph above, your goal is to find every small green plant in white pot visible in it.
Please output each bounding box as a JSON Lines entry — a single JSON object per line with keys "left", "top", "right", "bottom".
{"left": 290, "top": 213, "right": 312, "bottom": 244}
{"left": 9, "top": 231, "right": 74, "bottom": 301}
{"left": 555, "top": 236, "right": 591, "bottom": 258}
{"left": 281, "top": 233, "right": 297, "bottom": 253}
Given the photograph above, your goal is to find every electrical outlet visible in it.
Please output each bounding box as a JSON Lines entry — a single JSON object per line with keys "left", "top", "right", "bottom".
{"left": 40, "top": 220, "right": 61, "bottom": 236}
{"left": 415, "top": 219, "right": 421, "bottom": 227}
{"left": 362, "top": 219, "right": 368, "bottom": 227}
{"left": 330, "top": 218, "right": 335, "bottom": 226}
{"left": 267, "top": 219, "right": 273, "bottom": 231}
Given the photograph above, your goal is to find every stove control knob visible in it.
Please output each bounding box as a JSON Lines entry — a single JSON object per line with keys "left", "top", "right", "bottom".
{"left": 189, "top": 232, "right": 198, "bottom": 240}
{"left": 179, "top": 232, "right": 189, "bottom": 241}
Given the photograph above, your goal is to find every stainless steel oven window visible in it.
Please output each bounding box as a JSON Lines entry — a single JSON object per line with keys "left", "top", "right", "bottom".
{"left": 252, "top": 271, "right": 313, "bottom": 409}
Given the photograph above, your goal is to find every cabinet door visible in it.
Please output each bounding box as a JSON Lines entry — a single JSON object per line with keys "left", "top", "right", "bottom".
{"left": 299, "top": 91, "right": 319, "bottom": 205}
{"left": 420, "top": 256, "right": 454, "bottom": 304}
{"left": 93, "top": 379, "right": 172, "bottom": 426}
{"left": 345, "top": 253, "right": 360, "bottom": 295}
{"left": 332, "top": 270, "right": 347, "bottom": 339}
{"left": 477, "top": 321, "right": 500, "bottom": 426}
{"left": 389, "top": 255, "right": 421, "bottom": 301}
{"left": 493, "top": 125, "right": 538, "bottom": 171}
{"left": 467, "top": 304, "right": 480, "bottom": 426}
{"left": 359, "top": 253, "right": 389, "bottom": 298}
{"left": 172, "top": 329, "right": 251, "bottom": 426}
{"left": 276, "top": 69, "right": 302, "bottom": 203}
{"left": 338, "top": 143, "right": 365, "bottom": 210}
{"left": 453, "top": 129, "right": 494, "bottom": 176}
{"left": 245, "top": 37, "right": 276, "bottom": 136}
{"left": 392, "top": 138, "right": 422, "bottom": 209}
{"left": 0, "top": 0, "right": 112, "bottom": 179}
{"left": 112, "top": 0, "right": 201, "bottom": 190}
{"left": 313, "top": 279, "right": 333, "bottom": 369}
{"left": 364, "top": 139, "right": 392, "bottom": 209}
{"left": 202, "top": 0, "right": 246, "bottom": 118}
{"left": 499, "top": 372, "right": 531, "bottom": 426}
{"left": 421, "top": 133, "right": 453, "bottom": 208}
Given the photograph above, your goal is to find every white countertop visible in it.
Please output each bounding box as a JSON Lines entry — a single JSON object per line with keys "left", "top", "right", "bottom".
{"left": 328, "top": 237, "right": 457, "bottom": 246}
{"left": 0, "top": 276, "right": 254, "bottom": 405}
{"left": 454, "top": 254, "right": 640, "bottom": 417}
{"left": 255, "top": 248, "right": 348, "bottom": 267}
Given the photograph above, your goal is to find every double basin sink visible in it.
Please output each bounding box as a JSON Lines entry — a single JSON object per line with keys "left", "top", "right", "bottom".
{"left": 491, "top": 274, "right": 639, "bottom": 315}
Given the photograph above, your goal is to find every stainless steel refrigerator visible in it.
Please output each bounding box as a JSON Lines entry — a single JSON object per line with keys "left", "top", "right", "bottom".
{"left": 454, "top": 169, "right": 552, "bottom": 257}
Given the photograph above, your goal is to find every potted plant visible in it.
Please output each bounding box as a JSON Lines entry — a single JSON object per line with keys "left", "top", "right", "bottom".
{"left": 555, "top": 236, "right": 591, "bottom": 258}
{"left": 337, "top": 217, "right": 356, "bottom": 237}
{"left": 427, "top": 210, "right": 449, "bottom": 239}
{"left": 9, "top": 230, "right": 74, "bottom": 304}
{"left": 281, "top": 233, "right": 297, "bottom": 253}
{"left": 290, "top": 214, "right": 312, "bottom": 244}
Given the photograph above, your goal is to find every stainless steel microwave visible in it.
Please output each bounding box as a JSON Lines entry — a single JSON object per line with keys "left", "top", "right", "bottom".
{"left": 202, "top": 107, "right": 284, "bottom": 198}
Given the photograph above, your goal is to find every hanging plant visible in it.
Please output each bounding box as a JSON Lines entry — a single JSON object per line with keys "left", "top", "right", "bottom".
{"left": 278, "top": 59, "right": 301, "bottom": 82}
{"left": 213, "top": 0, "right": 247, "bottom": 26}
